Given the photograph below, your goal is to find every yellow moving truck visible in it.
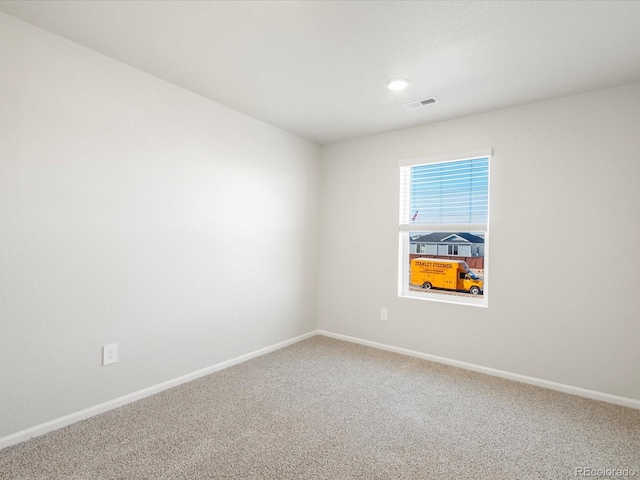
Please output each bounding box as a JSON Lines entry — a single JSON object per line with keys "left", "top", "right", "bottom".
{"left": 410, "top": 258, "right": 483, "bottom": 295}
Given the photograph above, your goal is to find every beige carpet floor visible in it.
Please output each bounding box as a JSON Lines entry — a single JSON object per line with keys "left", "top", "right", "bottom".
{"left": 1, "top": 336, "right": 639, "bottom": 479}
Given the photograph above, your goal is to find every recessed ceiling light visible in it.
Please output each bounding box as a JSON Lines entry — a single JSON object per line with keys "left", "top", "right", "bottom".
{"left": 387, "top": 78, "right": 409, "bottom": 91}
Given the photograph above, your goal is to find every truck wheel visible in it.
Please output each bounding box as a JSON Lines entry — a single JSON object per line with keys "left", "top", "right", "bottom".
{"left": 422, "top": 282, "right": 432, "bottom": 289}
{"left": 469, "top": 286, "right": 481, "bottom": 295}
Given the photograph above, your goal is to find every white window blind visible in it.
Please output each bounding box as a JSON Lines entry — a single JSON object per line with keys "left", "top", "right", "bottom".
{"left": 400, "top": 155, "right": 490, "bottom": 231}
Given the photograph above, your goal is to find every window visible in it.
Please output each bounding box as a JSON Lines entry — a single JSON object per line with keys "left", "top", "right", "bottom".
{"left": 399, "top": 150, "right": 491, "bottom": 306}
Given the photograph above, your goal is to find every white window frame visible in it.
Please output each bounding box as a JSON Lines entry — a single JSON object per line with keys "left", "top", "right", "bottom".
{"left": 398, "top": 149, "right": 492, "bottom": 307}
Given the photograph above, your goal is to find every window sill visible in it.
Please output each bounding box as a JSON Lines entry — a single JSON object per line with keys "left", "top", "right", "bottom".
{"left": 399, "top": 290, "right": 488, "bottom": 308}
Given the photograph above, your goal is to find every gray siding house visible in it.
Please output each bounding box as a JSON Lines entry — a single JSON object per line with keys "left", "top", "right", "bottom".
{"left": 409, "top": 232, "right": 485, "bottom": 257}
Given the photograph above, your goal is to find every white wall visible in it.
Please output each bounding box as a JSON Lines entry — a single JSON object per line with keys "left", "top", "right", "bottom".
{"left": 318, "top": 82, "right": 640, "bottom": 402}
{"left": 0, "top": 13, "right": 319, "bottom": 438}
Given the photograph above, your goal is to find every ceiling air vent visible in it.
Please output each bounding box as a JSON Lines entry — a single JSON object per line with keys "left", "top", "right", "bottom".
{"left": 404, "top": 97, "right": 438, "bottom": 110}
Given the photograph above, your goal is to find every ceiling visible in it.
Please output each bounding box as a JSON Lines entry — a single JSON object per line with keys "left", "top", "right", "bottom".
{"left": 2, "top": 1, "right": 640, "bottom": 145}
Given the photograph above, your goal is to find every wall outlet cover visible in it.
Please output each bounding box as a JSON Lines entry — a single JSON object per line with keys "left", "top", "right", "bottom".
{"left": 103, "top": 343, "right": 118, "bottom": 366}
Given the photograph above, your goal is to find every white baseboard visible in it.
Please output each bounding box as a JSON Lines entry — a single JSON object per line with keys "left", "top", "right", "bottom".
{"left": 0, "top": 330, "right": 319, "bottom": 451}
{"left": 4, "top": 328, "right": 637, "bottom": 451}
{"left": 318, "top": 330, "right": 640, "bottom": 410}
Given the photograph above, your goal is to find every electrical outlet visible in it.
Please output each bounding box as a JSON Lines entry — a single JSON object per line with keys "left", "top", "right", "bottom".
{"left": 103, "top": 343, "right": 118, "bottom": 366}
{"left": 380, "top": 307, "right": 388, "bottom": 321}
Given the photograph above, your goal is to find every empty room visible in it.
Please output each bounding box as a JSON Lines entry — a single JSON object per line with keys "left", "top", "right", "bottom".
{"left": 1, "top": 1, "right": 639, "bottom": 478}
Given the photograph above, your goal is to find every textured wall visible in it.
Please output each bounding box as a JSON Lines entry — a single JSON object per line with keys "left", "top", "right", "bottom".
{"left": 0, "top": 13, "right": 320, "bottom": 438}
{"left": 318, "top": 82, "right": 640, "bottom": 401}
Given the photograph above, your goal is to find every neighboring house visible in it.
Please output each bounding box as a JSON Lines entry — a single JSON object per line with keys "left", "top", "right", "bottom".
{"left": 410, "top": 232, "right": 485, "bottom": 258}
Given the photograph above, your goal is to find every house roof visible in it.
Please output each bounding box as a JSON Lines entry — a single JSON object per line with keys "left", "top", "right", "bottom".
{"left": 410, "top": 232, "right": 484, "bottom": 244}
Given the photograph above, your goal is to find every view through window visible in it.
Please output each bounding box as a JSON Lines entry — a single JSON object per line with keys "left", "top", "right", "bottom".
{"left": 399, "top": 153, "right": 490, "bottom": 305}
